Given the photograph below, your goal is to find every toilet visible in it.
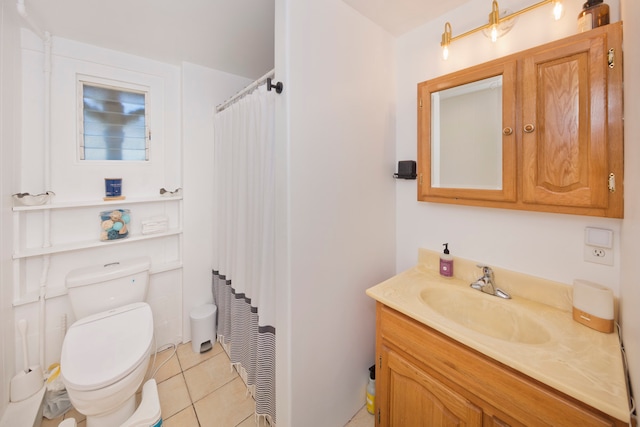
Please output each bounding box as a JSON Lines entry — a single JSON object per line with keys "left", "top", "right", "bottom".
{"left": 60, "top": 257, "right": 156, "bottom": 427}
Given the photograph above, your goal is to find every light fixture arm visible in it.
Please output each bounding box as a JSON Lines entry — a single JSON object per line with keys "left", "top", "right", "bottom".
{"left": 441, "top": 22, "right": 452, "bottom": 46}
{"left": 489, "top": 0, "right": 501, "bottom": 27}
{"left": 441, "top": 0, "right": 563, "bottom": 56}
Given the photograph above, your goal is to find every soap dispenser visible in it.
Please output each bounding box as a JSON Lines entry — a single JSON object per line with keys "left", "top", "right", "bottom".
{"left": 440, "top": 243, "right": 454, "bottom": 277}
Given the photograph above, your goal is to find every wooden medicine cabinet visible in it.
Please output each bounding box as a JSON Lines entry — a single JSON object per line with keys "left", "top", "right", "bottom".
{"left": 417, "top": 22, "right": 623, "bottom": 218}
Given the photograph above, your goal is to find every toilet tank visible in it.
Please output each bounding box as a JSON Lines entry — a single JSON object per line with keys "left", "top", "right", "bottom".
{"left": 66, "top": 257, "right": 152, "bottom": 320}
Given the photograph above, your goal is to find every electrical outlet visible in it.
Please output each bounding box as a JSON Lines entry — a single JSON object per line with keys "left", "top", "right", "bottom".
{"left": 584, "top": 245, "right": 613, "bottom": 266}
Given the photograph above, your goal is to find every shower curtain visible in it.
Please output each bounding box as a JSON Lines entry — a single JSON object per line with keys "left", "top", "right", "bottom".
{"left": 212, "top": 83, "right": 276, "bottom": 425}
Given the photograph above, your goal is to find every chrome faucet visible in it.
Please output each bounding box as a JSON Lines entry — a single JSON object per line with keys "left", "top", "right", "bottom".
{"left": 470, "top": 265, "right": 511, "bottom": 299}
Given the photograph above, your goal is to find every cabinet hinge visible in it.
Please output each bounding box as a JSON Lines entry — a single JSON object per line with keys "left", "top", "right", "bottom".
{"left": 378, "top": 408, "right": 381, "bottom": 424}
{"left": 379, "top": 355, "right": 382, "bottom": 370}
{"left": 608, "top": 173, "right": 616, "bottom": 192}
{"left": 419, "top": 98, "right": 423, "bottom": 109}
{"left": 608, "top": 48, "right": 615, "bottom": 69}
{"left": 419, "top": 173, "right": 423, "bottom": 185}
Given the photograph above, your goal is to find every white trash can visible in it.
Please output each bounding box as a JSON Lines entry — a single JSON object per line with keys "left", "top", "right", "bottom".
{"left": 190, "top": 303, "right": 217, "bottom": 354}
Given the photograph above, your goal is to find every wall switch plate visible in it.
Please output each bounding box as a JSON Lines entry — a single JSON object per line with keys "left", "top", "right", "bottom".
{"left": 585, "top": 227, "right": 613, "bottom": 248}
{"left": 584, "top": 245, "right": 614, "bottom": 266}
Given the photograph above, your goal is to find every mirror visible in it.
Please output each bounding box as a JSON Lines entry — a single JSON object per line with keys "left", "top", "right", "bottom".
{"left": 418, "top": 60, "right": 516, "bottom": 202}
{"left": 431, "top": 76, "right": 503, "bottom": 190}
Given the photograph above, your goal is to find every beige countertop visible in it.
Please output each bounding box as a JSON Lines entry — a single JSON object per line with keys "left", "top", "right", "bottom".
{"left": 366, "top": 249, "right": 630, "bottom": 422}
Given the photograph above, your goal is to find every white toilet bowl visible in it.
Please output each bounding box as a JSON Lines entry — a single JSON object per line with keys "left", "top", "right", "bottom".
{"left": 61, "top": 302, "right": 154, "bottom": 427}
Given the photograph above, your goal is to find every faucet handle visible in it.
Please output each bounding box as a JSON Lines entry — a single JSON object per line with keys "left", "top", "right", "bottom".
{"left": 476, "top": 264, "right": 493, "bottom": 276}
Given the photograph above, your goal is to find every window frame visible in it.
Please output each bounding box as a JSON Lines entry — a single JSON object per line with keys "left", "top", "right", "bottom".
{"left": 77, "top": 75, "right": 151, "bottom": 162}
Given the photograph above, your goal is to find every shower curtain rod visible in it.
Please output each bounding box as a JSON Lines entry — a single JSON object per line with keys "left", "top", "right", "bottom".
{"left": 215, "top": 69, "right": 280, "bottom": 113}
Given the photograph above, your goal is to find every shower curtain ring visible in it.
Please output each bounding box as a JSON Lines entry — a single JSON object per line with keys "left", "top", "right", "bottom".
{"left": 267, "top": 78, "right": 283, "bottom": 94}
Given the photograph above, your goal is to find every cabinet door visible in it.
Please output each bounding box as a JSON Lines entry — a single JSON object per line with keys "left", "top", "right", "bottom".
{"left": 521, "top": 31, "right": 609, "bottom": 208}
{"left": 381, "top": 346, "right": 482, "bottom": 427}
{"left": 418, "top": 59, "right": 517, "bottom": 203}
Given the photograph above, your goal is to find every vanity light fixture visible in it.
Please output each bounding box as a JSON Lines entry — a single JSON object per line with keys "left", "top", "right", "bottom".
{"left": 488, "top": 0, "right": 501, "bottom": 42}
{"left": 440, "top": 0, "right": 564, "bottom": 60}
{"left": 441, "top": 22, "right": 452, "bottom": 60}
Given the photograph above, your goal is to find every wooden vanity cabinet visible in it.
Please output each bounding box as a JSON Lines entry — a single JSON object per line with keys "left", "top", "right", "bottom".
{"left": 375, "top": 303, "right": 627, "bottom": 427}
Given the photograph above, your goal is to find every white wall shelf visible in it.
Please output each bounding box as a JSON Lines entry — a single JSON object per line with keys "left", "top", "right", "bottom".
{"left": 12, "top": 195, "right": 184, "bottom": 308}
{"left": 12, "top": 195, "right": 182, "bottom": 211}
{"left": 13, "top": 228, "right": 183, "bottom": 259}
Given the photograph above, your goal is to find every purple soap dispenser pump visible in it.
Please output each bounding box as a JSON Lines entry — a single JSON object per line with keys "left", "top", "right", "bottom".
{"left": 440, "top": 243, "right": 454, "bottom": 277}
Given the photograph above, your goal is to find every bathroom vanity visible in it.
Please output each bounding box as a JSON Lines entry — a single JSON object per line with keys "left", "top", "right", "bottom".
{"left": 366, "top": 250, "right": 630, "bottom": 426}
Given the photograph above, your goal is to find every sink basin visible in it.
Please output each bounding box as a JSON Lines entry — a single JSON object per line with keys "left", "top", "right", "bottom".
{"left": 419, "top": 287, "right": 551, "bottom": 345}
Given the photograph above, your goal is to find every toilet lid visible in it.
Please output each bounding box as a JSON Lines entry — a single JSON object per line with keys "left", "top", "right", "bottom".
{"left": 61, "top": 302, "right": 154, "bottom": 391}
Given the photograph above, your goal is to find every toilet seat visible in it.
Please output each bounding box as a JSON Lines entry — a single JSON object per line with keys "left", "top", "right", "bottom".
{"left": 61, "top": 302, "right": 154, "bottom": 392}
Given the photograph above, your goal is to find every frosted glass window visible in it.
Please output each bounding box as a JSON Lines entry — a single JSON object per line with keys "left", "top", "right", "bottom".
{"left": 80, "top": 83, "right": 149, "bottom": 161}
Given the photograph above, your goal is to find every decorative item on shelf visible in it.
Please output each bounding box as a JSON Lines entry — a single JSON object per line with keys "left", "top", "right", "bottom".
{"left": 578, "top": 0, "right": 609, "bottom": 32}
{"left": 104, "top": 178, "right": 125, "bottom": 201}
{"left": 440, "top": 0, "right": 564, "bottom": 60}
{"left": 141, "top": 215, "right": 169, "bottom": 235}
{"left": 159, "top": 187, "right": 182, "bottom": 197}
{"left": 99, "top": 209, "right": 131, "bottom": 241}
{"left": 12, "top": 191, "right": 55, "bottom": 206}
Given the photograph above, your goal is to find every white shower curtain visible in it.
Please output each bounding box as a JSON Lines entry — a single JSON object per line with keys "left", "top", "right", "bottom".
{"left": 212, "top": 84, "right": 276, "bottom": 425}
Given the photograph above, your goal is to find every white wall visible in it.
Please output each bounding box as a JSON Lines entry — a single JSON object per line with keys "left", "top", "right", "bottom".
{"left": 620, "top": 0, "right": 640, "bottom": 414}
{"left": 395, "top": 0, "right": 624, "bottom": 293}
{"left": 181, "top": 62, "right": 251, "bottom": 340}
{"left": 20, "top": 33, "right": 182, "bottom": 200}
{"left": 278, "top": 0, "right": 396, "bottom": 425}
{"left": 0, "top": 0, "right": 21, "bottom": 415}
{"left": 12, "top": 32, "right": 188, "bottom": 373}
{"left": 273, "top": 0, "right": 291, "bottom": 423}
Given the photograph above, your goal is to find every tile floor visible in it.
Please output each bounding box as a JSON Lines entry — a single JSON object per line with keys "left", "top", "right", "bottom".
{"left": 41, "top": 342, "right": 374, "bottom": 427}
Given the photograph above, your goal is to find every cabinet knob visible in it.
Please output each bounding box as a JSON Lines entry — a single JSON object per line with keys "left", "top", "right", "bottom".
{"left": 523, "top": 124, "right": 535, "bottom": 133}
{"left": 502, "top": 127, "right": 513, "bottom": 136}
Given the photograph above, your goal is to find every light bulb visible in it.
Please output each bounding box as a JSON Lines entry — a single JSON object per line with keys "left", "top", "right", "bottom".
{"left": 490, "top": 25, "right": 499, "bottom": 42}
{"left": 552, "top": 1, "right": 564, "bottom": 20}
{"left": 442, "top": 45, "right": 449, "bottom": 60}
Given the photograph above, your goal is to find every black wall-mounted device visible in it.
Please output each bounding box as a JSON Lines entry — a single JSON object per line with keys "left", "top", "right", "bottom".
{"left": 394, "top": 160, "right": 417, "bottom": 179}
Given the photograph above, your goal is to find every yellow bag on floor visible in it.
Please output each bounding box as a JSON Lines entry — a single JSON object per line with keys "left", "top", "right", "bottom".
{"left": 43, "top": 363, "right": 72, "bottom": 419}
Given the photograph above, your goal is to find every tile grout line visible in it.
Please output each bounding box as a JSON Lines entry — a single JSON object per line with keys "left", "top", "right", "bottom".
{"left": 165, "top": 344, "right": 238, "bottom": 426}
